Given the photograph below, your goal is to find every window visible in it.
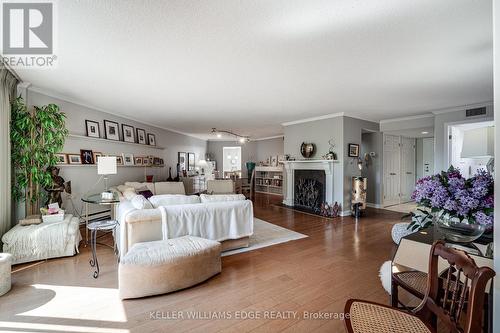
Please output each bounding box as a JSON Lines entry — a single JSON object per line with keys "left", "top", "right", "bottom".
{"left": 223, "top": 147, "right": 241, "bottom": 173}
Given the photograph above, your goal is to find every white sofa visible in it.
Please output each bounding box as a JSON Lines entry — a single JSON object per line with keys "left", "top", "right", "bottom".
{"left": 116, "top": 192, "right": 253, "bottom": 258}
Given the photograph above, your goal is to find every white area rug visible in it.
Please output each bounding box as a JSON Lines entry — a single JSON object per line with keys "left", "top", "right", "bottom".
{"left": 222, "top": 218, "right": 307, "bottom": 256}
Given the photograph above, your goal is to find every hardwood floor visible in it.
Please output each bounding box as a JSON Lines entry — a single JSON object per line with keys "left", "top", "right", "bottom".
{"left": 1, "top": 194, "right": 404, "bottom": 333}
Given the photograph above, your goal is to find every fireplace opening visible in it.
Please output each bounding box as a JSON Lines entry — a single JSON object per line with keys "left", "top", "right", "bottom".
{"left": 294, "top": 169, "right": 326, "bottom": 214}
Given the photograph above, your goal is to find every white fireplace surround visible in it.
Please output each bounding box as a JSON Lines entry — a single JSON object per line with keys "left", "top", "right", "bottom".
{"left": 282, "top": 160, "right": 339, "bottom": 208}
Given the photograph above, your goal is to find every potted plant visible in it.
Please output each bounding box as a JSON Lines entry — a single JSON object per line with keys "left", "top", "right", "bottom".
{"left": 409, "top": 166, "right": 493, "bottom": 242}
{"left": 10, "top": 96, "right": 68, "bottom": 216}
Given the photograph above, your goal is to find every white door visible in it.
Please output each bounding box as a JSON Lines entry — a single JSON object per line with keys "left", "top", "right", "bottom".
{"left": 383, "top": 134, "right": 401, "bottom": 206}
{"left": 422, "top": 138, "right": 434, "bottom": 177}
{"left": 400, "top": 137, "right": 416, "bottom": 202}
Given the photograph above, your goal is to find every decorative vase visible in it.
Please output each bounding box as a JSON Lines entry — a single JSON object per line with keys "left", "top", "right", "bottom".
{"left": 435, "top": 215, "right": 486, "bottom": 243}
{"left": 246, "top": 162, "right": 255, "bottom": 182}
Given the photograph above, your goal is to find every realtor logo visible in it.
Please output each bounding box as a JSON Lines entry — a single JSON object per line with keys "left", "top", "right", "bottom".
{"left": 2, "top": 2, "right": 53, "bottom": 54}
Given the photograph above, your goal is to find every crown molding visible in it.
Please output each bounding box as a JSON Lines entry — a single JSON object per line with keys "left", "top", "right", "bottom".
{"left": 281, "top": 112, "right": 345, "bottom": 126}
{"left": 430, "top": 101, "right": 493, "bottom": 115}
{"left": 27, "top": 86, "right": 208, "bottom": 141}
{"left": 379, "top": 113, "right": 434, "bottom": 124}
{"left": 253, "top": 135, "right": 284, "bottom": 141}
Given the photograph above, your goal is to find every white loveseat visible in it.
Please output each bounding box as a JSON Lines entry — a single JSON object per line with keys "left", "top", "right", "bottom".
{"left": 116, "top": 190, "right": 253, "bottom": 258}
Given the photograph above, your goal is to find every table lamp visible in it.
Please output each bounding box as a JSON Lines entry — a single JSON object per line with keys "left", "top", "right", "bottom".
{"left": 97, "top": 156, "right": 117, "bottom": 198}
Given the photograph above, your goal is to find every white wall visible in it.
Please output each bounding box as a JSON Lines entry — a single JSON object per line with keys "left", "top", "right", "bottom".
{"left": 493, "top": 0, "right": 499, "bottom": 330}
{"left": 433, "top": 105, "right": 493, "bottom": 172}
{"left": 26, "top": 89, "right": 207, "bottom": 215}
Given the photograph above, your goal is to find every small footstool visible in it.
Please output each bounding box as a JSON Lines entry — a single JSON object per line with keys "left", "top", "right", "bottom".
{"left": 119, "top": 236, "right": 221, "bottom": 299}
{"left": 0, "top": 253, "right": 12, "bottom": 296}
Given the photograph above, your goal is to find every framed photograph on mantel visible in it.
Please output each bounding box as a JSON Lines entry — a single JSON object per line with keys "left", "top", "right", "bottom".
{"left": 104, "top": 120, "right": 120, "bottom": 141}
{"left": 85, "top": 120, "right": 100, "bottom": 138}
{"left": 122, "top": 124, "right": 135, "bottom": 143}
{"left": 348, "top": 143, "right": 359, "bottom": 157}
{"left": 136, "top": 128, "right": 146, "bottom": 144}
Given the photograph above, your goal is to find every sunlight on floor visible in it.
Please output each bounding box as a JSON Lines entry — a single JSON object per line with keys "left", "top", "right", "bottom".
{"left": 18, "top": 284, "right": 127, "bottom": 322}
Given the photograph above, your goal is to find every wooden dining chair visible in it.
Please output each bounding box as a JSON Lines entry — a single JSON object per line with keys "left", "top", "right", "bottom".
{"left": 344, "top": 240, "right": 495, "bottom": 333}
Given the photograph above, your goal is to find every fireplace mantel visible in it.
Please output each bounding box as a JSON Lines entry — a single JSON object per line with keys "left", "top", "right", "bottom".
{"left": 282, "top": 159, "right": 339, "bottom": 207}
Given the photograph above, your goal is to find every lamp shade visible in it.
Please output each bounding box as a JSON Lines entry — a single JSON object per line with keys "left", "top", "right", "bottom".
{"left": 97, "top": 156, "right": 117, "bottom": 175}
{"left": 461, "top": 126, "right": 494, "bottom": 158}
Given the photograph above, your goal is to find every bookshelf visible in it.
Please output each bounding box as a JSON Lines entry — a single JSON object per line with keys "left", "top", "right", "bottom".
{"left": 254, "top": 166, "right": 283, "bottom": 196}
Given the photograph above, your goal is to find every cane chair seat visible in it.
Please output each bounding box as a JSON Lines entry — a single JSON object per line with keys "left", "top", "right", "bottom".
{"left": 345, "top": 300, "right": 432, "bottom": 333}
{"left": 393, "top": 270, "right": 428, "bottom": 297}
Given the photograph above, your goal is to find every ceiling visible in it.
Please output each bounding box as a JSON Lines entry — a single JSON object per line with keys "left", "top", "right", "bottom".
{"left": 13, "top": 0, "right": 493, "bottom": 140}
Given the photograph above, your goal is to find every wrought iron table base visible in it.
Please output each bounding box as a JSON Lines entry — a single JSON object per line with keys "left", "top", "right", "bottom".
{"left": 89, "top": 228, "right": 100, "bottom": 278}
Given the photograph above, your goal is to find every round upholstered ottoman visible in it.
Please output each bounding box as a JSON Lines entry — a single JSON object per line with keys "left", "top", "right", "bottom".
{"left": 0, "top": 253, "right": 12, "bottom": 296}
{"left": 391, "top": 222, "right": 413, "bottom": 244}
{"left": 119, "top": 236, "right": 221, "bottom": 299}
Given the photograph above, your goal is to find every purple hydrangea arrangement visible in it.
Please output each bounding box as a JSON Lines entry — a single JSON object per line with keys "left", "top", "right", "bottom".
{"left": 411, "top": 166, "right": 494, "bottom": 229}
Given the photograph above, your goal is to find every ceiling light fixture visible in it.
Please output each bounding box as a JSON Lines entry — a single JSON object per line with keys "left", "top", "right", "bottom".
{"left": 211, "top": 128, "right": 250, "bottom": 143}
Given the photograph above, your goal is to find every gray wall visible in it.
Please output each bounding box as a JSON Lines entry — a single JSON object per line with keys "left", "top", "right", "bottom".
{"left": 207, "top": 137, "right": 284, "bottom": 178}
{"left": 434, "top": 105, "right": 494, "bottom": 172}
{"left": 343, "top": 117, "right": 380, "bottom": 210}
{"left": 283, "top": 115, "right": 379, "bottom": 213}
{"left": 283, "top": 116, "right": 344, "bottom": 209}
{"left": 255, "top": 137, "right": 284, "bottom": 162}
{"left": 361, "top": 132, "right": 383, "bottom": 206}
{"left": 26, "top": 89, "right": 207, "bottom": 215}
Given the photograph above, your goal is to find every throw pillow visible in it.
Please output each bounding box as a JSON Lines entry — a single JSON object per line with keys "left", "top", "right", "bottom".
{"left": 137, "top": 189, "right": 154, "bottom": 199}
{"left": 131, "top": 195, "right": 153, "bottom": 210}
{"left": 122, "top": 189, "right": 137, "bottom": 201}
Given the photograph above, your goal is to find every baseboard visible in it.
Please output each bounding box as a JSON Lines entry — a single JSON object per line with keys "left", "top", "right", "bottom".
{"left": 341, "top": 210, "right": 351, "bottom": 217}
{"left": 366, "top": 203, "right": 383, "bottom": 209}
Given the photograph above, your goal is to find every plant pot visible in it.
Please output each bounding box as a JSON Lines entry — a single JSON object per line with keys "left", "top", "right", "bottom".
{"left": 435, "top": 216, "right": 486, "bottom": 243}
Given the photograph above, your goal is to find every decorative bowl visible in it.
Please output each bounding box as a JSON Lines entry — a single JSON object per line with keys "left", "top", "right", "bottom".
{"left": 435, "top": 217, "right": 486, "bottom": 243}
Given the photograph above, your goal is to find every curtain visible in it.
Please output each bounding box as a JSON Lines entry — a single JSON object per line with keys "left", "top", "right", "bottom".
{"left": 0, "top": 64, "right": 18, "bottom": 242}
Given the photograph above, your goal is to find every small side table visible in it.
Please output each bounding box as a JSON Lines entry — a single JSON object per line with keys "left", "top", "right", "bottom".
{"left": 81, "top": 193, "right": 120, "bottom": 244}
{"left": 87, "top": 220, "right": 119, "bottom": 278}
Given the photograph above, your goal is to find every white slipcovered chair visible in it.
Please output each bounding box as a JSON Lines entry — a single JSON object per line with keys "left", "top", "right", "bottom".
{"left": 207, "top": 179, "right": 234, "bottom": 194}
{"left": 0, "top": 253, "right": 12, "bottom": 296}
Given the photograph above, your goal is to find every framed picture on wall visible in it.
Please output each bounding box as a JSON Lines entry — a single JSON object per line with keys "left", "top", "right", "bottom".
{"left": 122, "top": 153, "right": 134, "bottom": 166}
{"left": 80, "top": 149, "right": 94, "bottom": 164}
{"left": 178, "top": 152, "right": 187, "bottom": 171}
{"left": 55, "top": 153, "right": 68, "bottom": 165}
{"left": 122, "top": 124, "right": 135, "bottom": 143}
{"left": 67, "top": 154, "right": 82, "bottom": 164}
{"left": 93, "top": 152, "right": 103, "bottom": 162}
{"left": 270, "top": 155, "right": 278, "bottom": 167}
{"left": 134, "top": 156, "right": 143, "bottom": 166}
{"left": 104, "top": 120, "right": 120, "bottom": 141}
{"left": 116, "top": 155, "right": 123, "bottom": 165}
{"left": 85, "top": 120, "right": 100, "bottom": 138}
{"left": 188, "top": 153, "right": 195, "bottom": 171}
{"left": 147, "top": 133, "right": 156, "bottom": 146}
{"left": 348, "top": 143, "right": 360, "bottom": 157}
{"left": 136, "top": 128, "right": 146, "bottom": 144}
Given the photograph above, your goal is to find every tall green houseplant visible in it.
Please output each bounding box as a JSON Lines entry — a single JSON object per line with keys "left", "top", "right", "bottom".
{"left": 10, "top": 96, "right": 68, "bottom": 216}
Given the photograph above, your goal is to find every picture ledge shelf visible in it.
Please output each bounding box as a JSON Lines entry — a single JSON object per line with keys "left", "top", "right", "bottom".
{"left": 67, "top": 134, "right": 166, "bottom": 150}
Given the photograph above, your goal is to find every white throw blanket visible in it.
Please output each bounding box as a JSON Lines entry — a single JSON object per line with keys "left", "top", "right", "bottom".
{"left": 159, "top": 201, "right": 254, "bottom": 241}
{"left": 2, "top": 214, "right": 77, "bottom": 261}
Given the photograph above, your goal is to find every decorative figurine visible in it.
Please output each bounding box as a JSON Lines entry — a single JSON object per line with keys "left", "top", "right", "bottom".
{"left": 44, "top": 166, "right": 71, "bottom": 208}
